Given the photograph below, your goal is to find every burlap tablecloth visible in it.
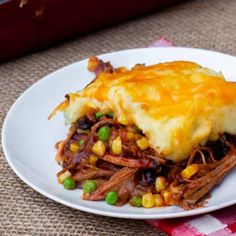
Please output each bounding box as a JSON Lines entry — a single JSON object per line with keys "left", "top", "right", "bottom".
{"left": 1, "top": 0, "right": 236, "bottom": 235}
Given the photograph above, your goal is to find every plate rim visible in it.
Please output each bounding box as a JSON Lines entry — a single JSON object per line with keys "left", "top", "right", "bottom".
{"left": 2, "top": 47, "right": 236, "bottom": 219}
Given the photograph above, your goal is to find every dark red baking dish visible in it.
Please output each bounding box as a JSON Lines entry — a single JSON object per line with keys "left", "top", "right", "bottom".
{"left": 0, "top": 0, "right": 183, "bottom": 62}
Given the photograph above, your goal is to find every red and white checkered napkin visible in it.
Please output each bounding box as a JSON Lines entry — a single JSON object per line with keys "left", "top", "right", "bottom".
{"left": 148, "top": 36, "right": 174, "bottom": 47}
{"left": 147, "top": 205, "right": 236, "bottom": 236}
{"left": 146, "top": 37, "right": 236, "bottom": 236}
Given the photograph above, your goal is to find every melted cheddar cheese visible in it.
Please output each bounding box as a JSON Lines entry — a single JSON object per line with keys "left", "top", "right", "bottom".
{"left": 62, "top": 61, "right": 236, "bottom": 162}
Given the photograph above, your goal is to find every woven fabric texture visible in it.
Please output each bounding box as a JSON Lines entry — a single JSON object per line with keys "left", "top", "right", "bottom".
{"left": 0, "top": 0, "right": 236, "bottom": 235}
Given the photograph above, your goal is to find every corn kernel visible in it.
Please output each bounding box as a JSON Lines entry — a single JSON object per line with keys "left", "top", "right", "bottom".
{"left": 155, "top": 176, "right": 168, "bottom": 192}
{"left": 117, "top": 114, "right": 129, "bottom": 125}
{"left": 153, "top": 194, "right": 164, "bottom": 207}
{"left": 136, "top": 137, "right": 149, "bottom": 150}
{"left": 89, "top": 154, "right": 98, "bottom": 165}
{"left": 70, "top": 143, "right": 80, "bottom": 152}
{"left": 92, "top": 140, "right": 106, "bottom": 156}
{"left": 142, "top": 193, "right": 155, "bottom": 208}
{"left": 111, "top": 136, "right": 122, "bottom": 155}
{"left": 58, "top": 170, "right": 71, "bottom": 184}
{"left": 181, "top": 164, "right": 199, "bottom": 179}
{"left": 162, "top": 190, "right": 173, "bottom": 205}
{"left": 126, "top": 132, "right": 135, "bottom": 140}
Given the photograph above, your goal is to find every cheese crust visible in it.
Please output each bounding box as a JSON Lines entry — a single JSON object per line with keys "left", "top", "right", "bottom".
{"left": 63, "top": 61, "right": 236, "bottom": 162}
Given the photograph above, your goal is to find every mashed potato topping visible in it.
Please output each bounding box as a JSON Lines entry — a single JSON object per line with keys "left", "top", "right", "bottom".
{"left": 62, "top": 61, "right": 236, "bottom": 162}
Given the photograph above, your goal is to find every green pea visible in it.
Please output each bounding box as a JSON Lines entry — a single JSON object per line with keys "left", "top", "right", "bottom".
{"left": 129, "top": 196, "right": 142, "bottom": 207}
{"left": 63, "top": 177, "right": 76, "bottom": 190}
{"left": 105, "top": 191, "right": 118, "bottom": 205}
{"left": 83, "top": 180, "right": 97, "bottom": 193}
{"left": 95, "top": 112, "right": 104, "bottom": 120}
{"left": 79, "top": 139, "right": 84, "bottom": 146}
{"left": 98, "top": 125, "right": 110, "bottom": 141}
{"left": 106, "top": 112, "right": 114, "bottom": 118}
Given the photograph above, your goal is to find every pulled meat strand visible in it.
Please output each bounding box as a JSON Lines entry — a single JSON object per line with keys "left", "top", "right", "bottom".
{"left": 96, "top": 159, "right": 122, "bottom": 172}
{"left": 83, "top": 167, "right": 138, "bottom": 201}
{"left": 55, "top": 125, "right": 77, "bottom": 164}
{"left": 55, "top": 141, "right": 65, "bottom": 164}
{"left": 117, "top": 174, "right": 136, "bottom": 206}
{"left": 144, "top": 154, "right": 166, "bottom": 165}
{"left": 182, "top": 148, "right": 236, "bottom": 209}
{"left": 56, "top": 164, "right": 76, "bottom": 177}
{"left": 83, "top": 133, "right": 96, "bottom": 154}
{"left": 101, "top": 154, "right": 158, "bottom": 168}
{"left": 122, "top": 142, "right": 141, "bottom": 157}
{"left": 73, "top": 169, "right": 115, "bottom": 182}
{"left": 71, "top": 133, "right": 96, "bottom": 165}
{"left": 187, "top": 147, "right": 216, "bottom": 166}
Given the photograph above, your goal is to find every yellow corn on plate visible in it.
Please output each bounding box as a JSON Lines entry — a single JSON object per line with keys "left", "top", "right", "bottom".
{"left": 111, "top": 136, "right": 122, "bottom": 155}
{"left": 153, "top": 194, "right": 164, "bottom": 207}
{"left": 142, "top": 193, "right": 155, "bottom": 208}
{"left": 155, "top": 176, "right": 168, "bottom": 192}
{"left": 58, "top": 170, "right": 71, "bottom": 184}
{"left": 70, "top": 143, "right": 80, "bottom": 152}
{"left": 162, "top": 190, "right": 172, "bottom": 205}
{"left": 92, "top": 140, "right": 106, "bottom": 156}
{"left": 136, "top": 137, "right": 149, "bottom": 150}
{"left": 89, "top": 154, "right": 98, "bottom": 165}
{"left": 181, "top": 164, "right": 199, "bottom": 179}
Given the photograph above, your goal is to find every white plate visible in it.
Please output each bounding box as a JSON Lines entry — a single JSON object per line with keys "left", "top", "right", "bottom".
{"left": 2, "top": 47, "right": 236, "bottom": 219}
